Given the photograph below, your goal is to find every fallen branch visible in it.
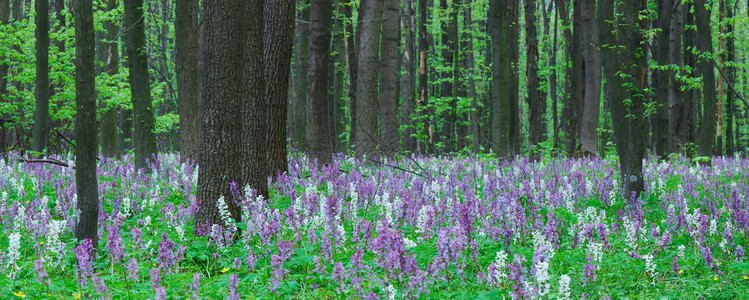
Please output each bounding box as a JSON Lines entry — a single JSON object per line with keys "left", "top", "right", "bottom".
{"left": 18, "top": 157, "right": 73, "bottom": 168}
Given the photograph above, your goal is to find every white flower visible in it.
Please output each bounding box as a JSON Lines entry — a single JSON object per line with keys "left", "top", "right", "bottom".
{"left": 6, "top": 232, "right": 21, "bottom": 278}
{"left": 403, "top": 237, "right": 417, "bottom": 250}
{"left": 387, "top": 284, "right": 397, "bottom": 300}
{"left": 677, "top": 245, "right": 686, "bottom": 258}
{"left": 708, "top": 219, "right": 717, "bottom": 236}
{"left": 558, "top": 274, "right": 571, "bottom": 300}
{"left": 642, "top": 254, "right": 656, "bottom": 276}
{"left": 216, "top": 196, "right": 236, "bottom": 232}
{"left": 121, "top": 197, "right": 132, "bottom": 217}
{"left": 535, "top": 260, "right": 550, "bottom": 296}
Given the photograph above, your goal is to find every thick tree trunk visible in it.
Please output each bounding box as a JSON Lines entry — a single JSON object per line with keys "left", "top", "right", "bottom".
{"left": 292, "top": 0, "right": 310, "bottom": 150}
{"left": 74, "top": 0, "right": 100, "bottom": 247}
{"left": 509, "top": 0, "right": 520, "bottom": 155}
{"left": 355, "top": 0, "right": 384, "bottom": 158}
{"left": 265, "top": 0, "right": 295, "bottom": 176}
{"left": 33, "top": 0, "right": 49, "bottom": 153}
{"left": 525, "top": 0, "right": 543, "bottom": 159}
{"left": 565, "top": 0, "right": 583, "bottom": 156}
{"left": 439, "top": 0, "right": 459, "bottom": 152}
{"left": 696, "top": 0, "right": 715, "bottom": 157}
{"left": 196, "top": 0, "right": 244, "bottom": 234}
{"left": 176, "top": 0, "right": 200, "bottom": 163}
{"left": 379, "top": 0, "right": 400, "bottom": 156}
{"left": 125, "top": 0, "right": 157, "bottom": 170}
{"left": 307, "top": 0, "right": 334, "bottom": 165}
{"left": 243, "top": 0, "right": 269, "bottom": 198}
{"left": 489, "top": 0, "right": 513, "bottom": 157}
{"left": 401, "top": 0, "right": 416, "bottom": 153}
{"left": 599, "top": 0, "right": 646, "bottom": 203}
{"left": 418, "top": 0, "right": 431, "bottom": 154}
{"left": 579, "top": 0, "right": 601, "bottom": 156}
{"left": 97, "top": 0, "right": 120, "bottom": 158}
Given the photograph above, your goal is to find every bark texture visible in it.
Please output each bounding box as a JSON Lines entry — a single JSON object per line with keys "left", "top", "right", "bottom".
{"left": 243, "top": 0, "right": 269, "bottom": 198}
{"left": 579, "top": 0, "right": 601, "bottom": 156}
{"left": 306, "top": 0, "right": 334, "bottom": 165}
{"left": 379, "top": 0, "right": 400, "bottom": 156}
{"left": 525, "top": 0, "right": 543, "bottom": 159}
{"left": 176, "top": 0, "right": 200, "bottom": 163}
{"left": 401, "top": 0, "right": 416, "bottom": 153}
{"left": 355, "top": 0, "right": 384, "bottom": 158}
{"left": 292, "top": 0, "right": 310, "bottom": 150}
{"left": 696, "top": 0, "right": 715, "bottom": 157}
{"left": 265, "top": 0, "right": 295, "bottom": 176}
{"left": 97, "top": 0, "right": 120, "bottom": 158}
{"left": 418, "top": 0, "right": 431, "bottom": 154}
{"left": 73, "top": 0, "right": 100, "bottom": 247}
{"left": 654, "top": 0, "right": 673, "bottom": 157}
{"left": 0, "top": 0, "right": 8, "bottom": 151}
{"left": 33, "top": 0, "right": 49, "bottom": 153}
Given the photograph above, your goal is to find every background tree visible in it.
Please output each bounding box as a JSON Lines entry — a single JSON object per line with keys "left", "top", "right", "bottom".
{"left": 97, "top": 0, "right": 120, "bottom": 158}
{"left": 489, "top": 0, "right": 511, "bottom": 157}
{"left": 0, "top": 0, "right": 8, "bottom": 151}
{"left": 355, "top": 0, "right": 384, "bottom": 158}
{"left": 579, "top": 0, "right": 601, "bottom": 156}
{"left": 125, "top": 0, "right": 157, "bottom": 170}
{"left": 73, "top": 0, "right": 99, "bottom": 247}
{"left": 401, "top": 0, "right": 416, "bottom": 153}
{"left": 379, "top": 0, "right": 399, "bottom": 156}
{"left": 525, "top": 0, "right": 543, "bottom": 160}
{"left": 306, "top": 0, "right": 334, "bottom": 165}
{"left": 243, "top": 0, "right": 269, "bottom": 198}
{"left": 176, "top": 0, "right": 200, "bottom": 163}
{"left": 417, "top": 0, "right": 431, "bottom": 154}
{"left": 292, "top": 0, "right": 310, "bottom": 150}
{"left": 265, "top": 0, "right": 295, "bottom": 176}
{"left": 696, "top": 0, "right": 716, "bottom": 157}
{"left": 654, "top": 0, "right": 673, "bottom": 157}
{"left": 32, "top": 0, "right": 49, "bottom": 153}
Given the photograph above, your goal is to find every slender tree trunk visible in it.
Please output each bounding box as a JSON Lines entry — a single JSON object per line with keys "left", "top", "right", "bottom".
{"left": 551, "top": 3, "right": 559, "bottom": 151}
{"left": 525, "top": 0, "right": 542, "bottom": 159}
{"left": 307, "top": 0, "right": 334, "bottom": 165}
{"left": 355, "top": 0, "right": 384, "bottom": 158}
{"left": 509, "top": 0, "right": 520, "bottom": 155}
{"left": 33, "top": 0, "right": 49, "bottom": 153}
{"left": 292, "top": 0, "right": 310, "bottom": 150}
{"left": 344, "top": 0, "right": 357, "bottom": 150}
{"left": 125, "top": 0, "right": 157, "bottom": 169}
{"left": 682, "top": 2, "right": 697, "bottom": 151}
{"left": 401, "top": 0, "right": 416, "bottom": 153}
{"left": 265, "top": 0, "right": 295, "bottom": 176}
{"left": 696, "top": 0, "right": 716, "bottom": 157}
{"left": 565, "top": 0, "right": 583, "bottom": 156}
{"left": 176, "top": 0, "right": 200, "bottom": 163}
{"left": 196, "top": 0, "right": 244, "bottom": 234}
{"left": 439, "top": 0, "right": 459, "bottom": 152}
{"left": 379, "top": 0, "right": 399, "bottom": 156}
{"left": 599, "top": 0, "right": 647, "bottom": 202}
{"left": 97, "top": 0, "right": 120, "bottom": 158}
{"left": 579, "top": 0, "right": 601, "bottom": 156}
{"left": 724, "top": 0, "right": 735, "bottom": 155}
{"left": 331, "top": 1, "right": 346, "bottom": 153}
{"left": 418, "top": 0, "right": 431, "bottom": 154}
{"left": 466, "top": 0, "right": 479, "bottom": 153}
{"left": 653, "top": 0, "right": 673, "bottom": 157}
{"left": 74, "top": 0, "right": 100, "bottom": 248}
{"left": 669, "top": 2, "right": 684, "bottom": 151}
{"left": 0, "top": 0, "right": 8, "bottom": 151}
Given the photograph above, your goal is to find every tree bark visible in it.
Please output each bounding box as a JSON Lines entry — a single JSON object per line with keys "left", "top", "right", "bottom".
{"left": 265, "top": 0, "right": 295, "bottom": 176}
{"left": 125, "top": 0, "right": 157, "bottom": 170}
{"left": 330, "top": 1, "right": 346, "bottom": 153}
{"left": 599, "top": 0, "right": 647, "bottom": 202}
{"left": 196, "top": 0, "right": 244, "bottom": 234}
{"left": 97, "top": 0, "right": 120, "bottom": 158}
{"left": 653, "top": 0, "right": 673, "bottom": 157}
{"left": 465, "top": 0, "right": 479, "bottom": 153}
{"left": 696, "top": 0, "right": 715, "bottom": 157}
{"left": 343, "top": 0, "right": 357, "bottom": 150}
{"left": 355, "top": 0, "right": 384, "bottom": 158}
{"left": 438, "top": 0, "right": 459, "bottom": 152}
{"left": 723, "top": 0, "right": 735, "bottom": 155}
{"left": 0, "top": 0, "right": 8, "bottom": 151}
{"left": 489, "top": 0, "right": 512, "bottom": 157}
{"left": 243, "top": 0, "right": 269, "bottom": 198}
{"left": 292, "top": 0, "right": 310, "bottom": 150}
{"left": 401, "top": 0, "right": 417, "bottom": 153}
{"left": 176, "top": 0, "right": 200, "bottom": 163}
{"left": 668, "top": 2, "right": 684, "bottom": 151}
{"left": 579, "top": 0, "right": 601, "bottom": 156}
{"left": 417, "top": 0, "right": 431, "bottom": 154}
{"left": 525, "top": 0, "right": 543, "bottom": 160}
{"left": 379, "top": 0, "right": 400, "bottom": 156}
{"left": 306, "top": 0, "right": 334, "bottom": 165}
{"left": 73, "top": 0, "right": 100, "bottom": 248}
{"left": 508, "top": 0, "right": 520, "bottom": 155}
{"left": 33, "top": 0, "right": 49, "bottom": 153}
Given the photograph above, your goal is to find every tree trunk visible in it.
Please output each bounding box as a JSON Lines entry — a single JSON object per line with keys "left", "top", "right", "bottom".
{"left": 176, "top": 0, "right": 200, "bottom": 163}
{"left": 465, "top": 0, "right": 479, "bottom": 153}
{"left": 355, "top": 0, "right": 384, "bottom": 158}
{"left": 724, "top": 0, "right": 735, "bottom": 155}
{"left": 292, "top": 0, "right": 310, "bottom": 150}
{"left": 489, "top": 0, "right": 512, "bottom": 157}
{"left": 306, "top": 0, "right": 334, "bottom": 165}
{"left": 551, "top": 3, "right": 559, "bottom": 152}
{"left": 565, "top": 0, "right": 583, "bottom": 156}
{"left": 401, "top": 0, "right": 416, "bottom": 153}
{"left": 196, "top": 0, "right": 244, "bottom": 234}
{"left": 0, "top": 0, "right": 8, "bottom": 151}
{"left": 417, "top": 0, "right": 431, "bottom": 154}
{"left": 668, "top": 1, "right": 684, "bottom": 152}
{"left": 579, "top": 0, "right": 600, "bottom": 156}
{"left": 97, "top": 0, "right": 120, "bottom": 158}
{"left": 508, "top": 0, "right": 520, "bottom": 155}
{"left": 125, "top": 0, "right": 157, "bottom": 170}
{"left": 525, "top": 0, "right": 542, "bottom": 159}
{"left": 696, "top": 0, "right": 715, "bottom": 157}
{"left": 344, "top": 0, "right": 357, "bottom": 150}
{"left": 438, "top": 0, "right": 459, "bottom": 153}
{"left": 73, "top": 0, "right": 100, "bottom": 248}
{"left": 379, "top": 0, "right": 399, "bottom": 156}
{"left": 33, "top": 0, "right": 49, "bottom": 153}
{"left": 599, "top": 0, "right": 647, "bottom": 203}
{"left": 265, "top": 0, "right": 295, "bottom": 176}
{"left": 653, "top": 0, "right": 673, "bottom": 157}
{"left": 243, "top": 0, "right": 269, "bottom": 198}
{"left": 330, "top": 1, "right": 346, "bottom": 153}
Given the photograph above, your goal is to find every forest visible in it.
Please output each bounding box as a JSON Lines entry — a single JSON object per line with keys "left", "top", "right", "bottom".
{"left": 1, "top": 0, "right": 748, "bottom": 299}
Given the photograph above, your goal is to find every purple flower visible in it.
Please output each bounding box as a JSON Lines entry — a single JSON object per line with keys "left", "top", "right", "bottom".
{"left": 228, "top": 274, "right": 240, "bottom": 300}
{"left": 126, "top": 258, "right": 139, "bottom": 282}
{"left": 107, "top": 216, "right": 125, "bottom": 263}
{"left": 150, "top": 268, "right": 161, "bottom": 291}
{"left": 245, "top": 250, "right": 256, "bottom": 271}
{"left": 154, "top": 286, "right": 166, "bottom": 300}
{"left": 190, "top": 273, "right": 201, "bottom": 299}
{"left": 74, "top": 239, "right": 94, "bottom": 287}
{"left": 508, "top": 254, "right": 528, "bottom": 299}
{"left": 92, "top": 275, "right": 110, "bottom": 300}
{"left": 582, "top": 255, "right": 597, "bottom": 286}
{"left": 671, "top": 256, "right": 680, "bottom": 277}
{"left": 34, "top": 258, "right": 49, "bottom": 285}
{"left": 736, "top": 245, "right": 745, "bottom": 261}
{"left": 157, "top": 233, "right": 176, "bottom": 271}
